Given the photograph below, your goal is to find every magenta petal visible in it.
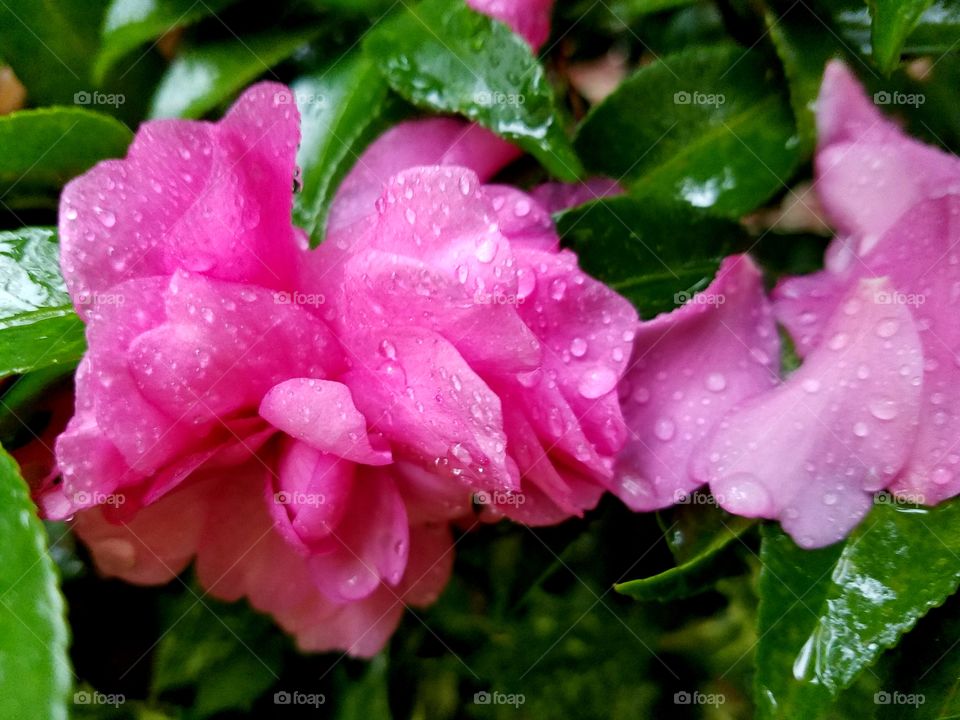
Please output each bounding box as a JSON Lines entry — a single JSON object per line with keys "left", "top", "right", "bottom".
{"left": 696, "top": 278, "right": 924, "bottom": 548}
{"left": 467, "top": 0, "right": 554, "bottom": 50}
{"left": 530, "top": 177, "right": 622, "bottom": 213}
{"left": 614, "top": 255, "right": 779, "bottom": 511}
{"left": 261, "top": 379, "right": 391, "bottom": 465}
{"left": 59, "top": 83, "right": 301, "bottom": 313}
{"left": 484, "top": 185, "right": 559, "bottom": 252}
{"left": 308, "top": 469, "right": 410, "bottom": 602}
{"left": 343, "top": 328, "right": 515, "bottom": 492}
{"left": 327, "top": 119, "right": 521, "bottom": 233}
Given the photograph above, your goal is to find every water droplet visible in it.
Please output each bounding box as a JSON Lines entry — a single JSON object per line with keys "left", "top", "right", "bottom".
{"left": 853, "top": 421, "right": 869, "bottom": 437}
{"left": 570, "top": 337, "right": 588, "bottom": 357}
{"left": 578, "top": 366, "right": 617, "bottom": 399}
{"left": 475, "top": 237, "right": 496, "bottom": 263}
{"left": 869, "top": 397, "right": 898, "bottom": 420}
{"left": 875, "top": 318, "right": 900, "bottom": 338}
{"left": 705, "top": 373, "right": 726, "bottom": 392}
{"left": 802, "top": 378, "right": 821, "bottom": 393}
{"left": 549, "top": 279, "right": 567, "bottom": 301}
{"left": 654, "top": 417, "right": 675, "bottom": 441}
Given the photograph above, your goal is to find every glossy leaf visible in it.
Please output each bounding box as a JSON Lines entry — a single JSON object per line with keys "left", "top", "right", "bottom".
{"left": 825, "top": 0, "right": 960, "bottom": 59}
{"left": 756, "top": 499, "right": 960, "bottom": 719}
{"left": 148, "top": 28, "right": 319, "bottom": 119}
{"left": 95, "top": 0, "right": 241, "bottom": 82}
{"left": 869, "top": 0, "right": 935, "bottom": 73}
{"left": 555, "top": 195, "right": 747, "bottom": 318}
{"left": 0, "top": 228, "right": 86, "bottom": 378}
{"left": 575, "top": 44, "right": 801, "bottom": 217}
{"left": 0, "top": 447, "right": 71, "bottom": 720}
{"left": 292, "top": 54, "right": 407, "bottom": 246}
{"left": 0, "top": 108, "right": 132, "bottom": 198}
{"left": 363, "top": 0, "right": 581, "bottom": 180}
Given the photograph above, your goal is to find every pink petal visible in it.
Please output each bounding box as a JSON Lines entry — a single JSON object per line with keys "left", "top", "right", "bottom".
{"left": 467, "top": 0, "right": 554, "bottom": 50}
{"left": 530, "top": 177, "right": 622, "bottom": 213}
{"left": 260, "top": 378, "right": 390, "bottom": 465}
{"left": 484, "top": 185, "right": 559, "bottom": 252}
{"left": 615, "top": 255, "right": 779, "bottom": 511}
{"left": 60, "top": 83, "right": 301, "bottom": 314}
{"left": 696, "top": 278, "right": 924, "bottom": 548}
{"left": 327, "top": 119, "right": 521, "bottom": 234}
{"left": 343, "top": 327, "right": 515, "bottom": 492}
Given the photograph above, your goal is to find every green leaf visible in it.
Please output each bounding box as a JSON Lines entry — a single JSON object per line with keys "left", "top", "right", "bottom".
{"left": 869, "top": 0, "right": 936, "bottom": 74}
{"left": 0, "top": 0, "right": 104, "bottom": 106}
{"left": 335, "top": 655, "right": 392, "bottom": 720}
{"left": 148, "top": 27, "right": 319, "bottom": 119}
{"left": 765, "top": 2, "right": 843, "bottom": 155}
{"left": 292, "top": 54, "right": 407, "bottom": 246}
{"left": 756, "top": 499, "right": 960, "bottom": 719}
{"left": 823, "top": 0, "right": 960, "bottom": 60}
{"left": 555, "top": 195, "right": 747, "bottom": 318}
{"left": 0, "top": 228, "right": 86, "bottom": 378}
{"left": 152, "top": 592, "right": 284, "bottom": 718}
{"left": 0, "top": 108, "right": 132, "bottom": 198}
{"left": 0, "top": 447, "right": 71, "bottom": 720}
{"left": 617, "top": 501, "right": 753, "bottom": 601}
{"left": 575, "top": 44, "right": 802, "bottom": 218}
{"left": 363, "top": 0, "right": 582, "bottom": 180}
{"left": 95, "top": 0, "right": 241, "bottom": 83}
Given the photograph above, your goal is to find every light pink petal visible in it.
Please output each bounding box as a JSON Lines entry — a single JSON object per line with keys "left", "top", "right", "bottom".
{"left": 615, "top": 255, "right": 779, "bottom": 511}
{"left": 128, "top": 271, "right": 342, "bottom": 425}
{"left": 60, "top": 83, "right": 300, "bottom": 313}
{"left": 467, "top": 0, "right": 554, "bottom": 50}
{"left": 397, "top": 522, "right": 455, "bottom": 606}
{"left": 269, "top": 438, "right": 356, "bottom": 549}
{"left": 307, "top": 468, "right": 410, "bottom": 602}
{"left": 814, "top": 61, "right": 960, "bottom": 260}
{"left": 327, "top": 119, "right": 521, "bottom": 233}
{"left": 72, "top": 479, "right": 213, "bottom": 585}
{"left": 513, "top": 246, "right": 637, "bottom": 455}
{"left": 260, "top": 378, "right": 390, "bottom": 465}
{"left": 696, "top": 278, "right": 924, "bottom": 548}
{"left": 393, "top": 461, "right": 473, "bottom": 524}
{"left": 343, "top": 327, "right": 515, "bottom": 492}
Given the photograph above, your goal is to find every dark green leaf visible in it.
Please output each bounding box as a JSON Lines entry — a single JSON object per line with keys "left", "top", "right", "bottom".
{"left": 292, "top": 54, "right": 407, "bottom": 246}
{"left": 95, "top": 0, "right": 241, "bottom": 82}
{"left": 363, "top": 0, "right": 581, "bottom": 180}
{"left": 618, "top": 501, "right": 753, "bottom": 601}
{"left": 0, "top": 108, "right": 132, "bottom": 198}
{"left": 756, "top": 499, "right": 960, "bottom": 719}
{"left": 334, "top": 655, "right": 392, "bottom": 720}
{"left": 869, "top": 0, "right": 935, "bottom": 74}
{"left": 148, "top": 27, "right": 319, "bottom": 119}
{"left": 0, "top": 228, "right": 86, "bottom": 377}
{"left": 824, "top": 0, "right": 960, "bottom": 59}
{"left": 555, "top": 195, "right": 747, "bottom": 318}
{"left": 152, "top": 593, "right": 284, "bottom": 718}
{"left": 0, "top": 446, "right": 71, "bottom": 720}
{"left": 575, "top": 44, "right": 802, "bottom": 217}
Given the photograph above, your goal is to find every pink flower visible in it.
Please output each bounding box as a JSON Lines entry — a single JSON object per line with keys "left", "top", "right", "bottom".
{"left": 467, "top": 0, "right": 555, "bottom": 50}
{"left": 773, "top": 61, "right": 960, "bottom": 510}
{"left": 49, "top": 78, "right": 635, "bottom": 653}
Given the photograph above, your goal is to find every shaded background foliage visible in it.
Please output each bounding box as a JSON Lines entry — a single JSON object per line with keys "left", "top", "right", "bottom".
{"left": 0, "top": 0, "right": 959, "bottom": 718}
